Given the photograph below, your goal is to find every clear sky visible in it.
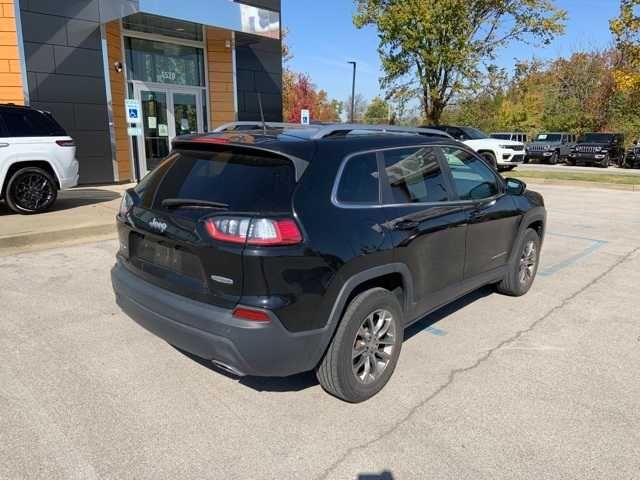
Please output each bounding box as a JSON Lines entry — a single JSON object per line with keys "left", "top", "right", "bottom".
{"left": 282, "top": 0, "right": 621, "bottom": 104}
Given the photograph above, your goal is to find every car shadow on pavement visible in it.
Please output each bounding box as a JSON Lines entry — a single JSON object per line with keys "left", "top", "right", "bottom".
{"left": 358, "top": 472, "right": 394, "bottom": 480}
{"left": 174, "top": 286, "right": 495, "bottom": 395}
{"left": 0, "top": 188, "right": 121, "bottom": 216}
{"left": 404, "top": 285, "right": 494, "bottom": 342}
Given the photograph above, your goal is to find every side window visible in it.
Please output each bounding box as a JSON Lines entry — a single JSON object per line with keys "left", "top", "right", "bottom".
{"left": 337, "top": 152, "right": 379, "bottom": 204}
{"left": 0, "top": 109, "right": 65, "bottom": 137}
{"left": 382, "top": 147, "right": 449, "bottom": 204}
{"left": 441, "top": 147, "right": 500, "bottom": 201}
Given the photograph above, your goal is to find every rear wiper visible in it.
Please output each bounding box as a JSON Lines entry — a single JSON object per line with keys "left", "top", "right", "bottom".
{"left": 161, "top": 198, "right": 229, "bottom": 210}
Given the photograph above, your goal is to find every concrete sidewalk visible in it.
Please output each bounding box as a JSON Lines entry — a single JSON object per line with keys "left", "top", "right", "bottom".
{"left": 0, "top": 183, "right": 132, "bottom": 256}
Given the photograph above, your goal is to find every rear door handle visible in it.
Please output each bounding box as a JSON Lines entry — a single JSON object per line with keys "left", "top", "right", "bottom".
{"left": 0, "top": 143, "right": 9, "bottom": 148}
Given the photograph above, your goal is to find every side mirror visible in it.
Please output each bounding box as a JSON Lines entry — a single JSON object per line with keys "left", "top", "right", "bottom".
{"left": 505, "top": 177, "right": 526, "bottom": 196}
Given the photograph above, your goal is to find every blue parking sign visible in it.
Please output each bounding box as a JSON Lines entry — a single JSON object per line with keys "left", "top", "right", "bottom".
{"left": 125, "top": 99, "right": 141, "bottom": 124}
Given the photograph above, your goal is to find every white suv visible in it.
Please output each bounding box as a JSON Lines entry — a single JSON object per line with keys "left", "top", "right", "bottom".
{"left": 0, "top": 105, "right": 79, "bottom": 214}
{"left": 426, "top": 125, "right": 526, "bottom": 170}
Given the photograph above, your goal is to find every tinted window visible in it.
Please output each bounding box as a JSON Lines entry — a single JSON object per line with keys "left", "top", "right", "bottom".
{"left": 441, "top": 147, "right": 500, "bottom": 200}
{"left": 382, "top": 147, "right": 449, "bottom": 204}
{"left": 1, "top": 109, "right": 66, "bottom": 137}
{"left": 491, "top": 134, "right": 511, "bottom": 140}
{"left": 338, "top": 153, "right": 379, "bottom": 204}
{"left": 140, "top": 149, "right": 297, "bottom": 213}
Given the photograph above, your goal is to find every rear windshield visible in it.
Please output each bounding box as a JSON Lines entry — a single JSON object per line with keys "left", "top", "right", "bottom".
{"left": 136, "top": 148, "right": 297, "bottom": 213}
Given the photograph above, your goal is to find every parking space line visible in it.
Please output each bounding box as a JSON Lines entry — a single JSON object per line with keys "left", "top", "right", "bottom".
{"left": 539, "top": 232, "right": 608, "bottom": 277}
{"left": 425, "top": 326, "right": 447, "bottom": 336}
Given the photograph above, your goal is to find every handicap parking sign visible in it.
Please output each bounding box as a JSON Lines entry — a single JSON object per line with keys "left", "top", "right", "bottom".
{"left": 125, "top": 99, "right": 141, "bottom": 124}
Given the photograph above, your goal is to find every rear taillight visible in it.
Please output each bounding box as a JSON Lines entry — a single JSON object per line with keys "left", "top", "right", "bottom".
{"left": 204, "top": 217, "right": 302, "bottom": 246}
{"left": 118, "top": 192, "right": 133, "bottom": 217}
{"left": 56, "top": 140, "right": 75, "bottom": 147}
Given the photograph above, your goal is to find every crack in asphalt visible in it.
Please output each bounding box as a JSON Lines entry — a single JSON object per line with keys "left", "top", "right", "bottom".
{"left": 316, "top": 247, "right": 639, "bottom": 480}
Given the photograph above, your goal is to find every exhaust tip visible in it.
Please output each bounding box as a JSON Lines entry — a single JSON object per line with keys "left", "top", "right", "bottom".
{"left": 211, "top": 360, "right": 245, "bottom": 377}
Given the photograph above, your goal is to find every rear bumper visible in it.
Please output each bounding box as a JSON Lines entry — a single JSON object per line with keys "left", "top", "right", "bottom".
{"left": 59, "top": 159, "right": 79, "bottom": 189}
{"left": 111, "top": 261, "right": 329, "bottom": 377}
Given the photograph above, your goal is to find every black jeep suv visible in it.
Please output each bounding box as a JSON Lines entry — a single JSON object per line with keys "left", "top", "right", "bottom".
{"left": 623, "top": 140, "right": 640, "bottom": 169}
{"left": 111, "top": 124, "right": 546, "bottom": 403}
{"left": 568, "top": 132, "right": 625, "bottom": 167}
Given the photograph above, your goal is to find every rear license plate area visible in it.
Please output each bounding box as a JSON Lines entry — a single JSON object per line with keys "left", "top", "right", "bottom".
{"left": 131, "top": 233, "right": 202, "bottom": 281}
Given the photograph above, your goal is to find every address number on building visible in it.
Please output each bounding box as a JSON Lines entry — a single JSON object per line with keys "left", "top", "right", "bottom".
{"left": 160, "top": 71, "right": 176, "bottom": 81}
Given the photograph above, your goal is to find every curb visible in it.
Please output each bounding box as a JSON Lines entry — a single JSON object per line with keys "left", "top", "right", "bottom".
{"left": 0, "top": 223, "right": 117, "bottom": 252}
{"left": 515, "top": 178, "right": 640, "bottom": 192}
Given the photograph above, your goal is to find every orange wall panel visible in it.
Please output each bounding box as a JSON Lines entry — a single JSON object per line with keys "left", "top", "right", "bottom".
{"left": 0, "top": 0, "right": 22, "bottom": 104}
{"left": 105, "top": 21, "right": 131, "bottom": 181}
{"left": 206, "top": 27, "right": 235, "bottom": 128}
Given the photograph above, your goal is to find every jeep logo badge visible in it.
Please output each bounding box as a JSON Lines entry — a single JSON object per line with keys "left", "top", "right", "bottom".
{"left": 149, "top": 218, "right": 168, "bottom": 234}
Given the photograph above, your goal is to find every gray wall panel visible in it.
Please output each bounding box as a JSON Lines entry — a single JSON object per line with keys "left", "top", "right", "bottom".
{"left": 53, "top": 46, "right": 103, "bottom": 77}
{"left": 31, "top": 102, "right": 75, "bottom": 130}
{"left": 20, "top": 0, "right": 115, "bottom": 184}
{"left": 21, "top": 12, "right": 67, "bottom": 45}
{"left": 24, "top": 0, "right": 101, "bottom": 22}
{"left": 24, "top": 42, "right": 55, "bottom": 73}
{"left": 73, "top": 104, "right": 109, "bottom": 131}
{"left": 66, "top": 19, "right": 101, "bottom": 49}
{"left": 235, "top": 33, "right": 282, "bottom": 122}
{"left": 35, "top": 73, "right": 106, "bottom": 104}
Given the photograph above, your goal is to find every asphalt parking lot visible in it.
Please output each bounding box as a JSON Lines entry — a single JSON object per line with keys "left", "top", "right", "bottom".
{"left": 1, "top": 183, "right": 639, "bottom": 480}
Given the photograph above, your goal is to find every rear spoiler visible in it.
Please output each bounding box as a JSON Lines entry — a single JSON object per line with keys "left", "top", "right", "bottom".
{"left": 172, "top": 138, "right": 310, "bottom": 182}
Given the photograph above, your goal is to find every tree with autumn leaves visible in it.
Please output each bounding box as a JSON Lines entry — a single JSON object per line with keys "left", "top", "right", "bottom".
{"left": 283, "top": 72, "right": 343, "bottom": 123}
{"left": 442, "top": 1, "right": 640, "bottom": 143}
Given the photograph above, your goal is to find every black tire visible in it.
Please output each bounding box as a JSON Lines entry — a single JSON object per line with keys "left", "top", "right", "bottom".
{"left": 599, "top": 156, "right": 610, "bottom": 168}
{"left": 497, "top": 228, "right": 541, "bottom": 297}
{"left": 480, "top": 151, "right": 498, "bottom": 170}
{"left": 4, "top": 167, "right": 58, "bottom": 214}
{"left": 549, "top": 151, "right": 559, "bottom": 165}
{"left": 316, "top": 288, "right": 404, "bottom": 403}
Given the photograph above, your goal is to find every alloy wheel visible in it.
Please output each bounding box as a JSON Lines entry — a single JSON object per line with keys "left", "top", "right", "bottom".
{"left": 519, "top": 240, "right": 538, "bottom": 285}
{"left": 352, "top": 309, "right": 396, "bottom": 385}
{"left": 12, "top": 173, "right": 54, "bottom": 211}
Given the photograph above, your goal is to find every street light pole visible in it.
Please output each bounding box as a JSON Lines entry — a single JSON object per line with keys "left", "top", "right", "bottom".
{"left": 348, "top": 61, "right": 357, "bottom": 123}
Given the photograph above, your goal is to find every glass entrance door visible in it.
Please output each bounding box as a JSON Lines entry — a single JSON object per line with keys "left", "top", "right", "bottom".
{"left": 133, "top": 83, "right": 204, "bottom": 175}
{"left": 173, "top": 93, "right": 199, "bottom": 137}
{"left": 141, "top": 90, "right": 170, "bottom": 171}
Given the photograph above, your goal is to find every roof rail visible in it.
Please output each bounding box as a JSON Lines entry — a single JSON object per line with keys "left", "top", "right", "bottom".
{"left": 212, "top": 121, "right": 453, "bottom": 139}
{"left": 308, "top": 124, "right": 453, "bottom": 139}
{"left": 213, "top": 121, "right": 307, "bottom": 132}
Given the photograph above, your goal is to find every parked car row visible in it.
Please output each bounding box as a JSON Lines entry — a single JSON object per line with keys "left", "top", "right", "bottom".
{"left": 496, "top": 130, "right": 630, "bottom": 168}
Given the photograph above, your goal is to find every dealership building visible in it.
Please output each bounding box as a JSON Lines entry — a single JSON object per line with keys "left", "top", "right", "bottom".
{"left": 0, "top": 0, "right": 283, "bottom": 183}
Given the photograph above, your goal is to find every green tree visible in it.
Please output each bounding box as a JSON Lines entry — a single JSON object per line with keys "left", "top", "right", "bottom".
{"left": 363, "top": 96, "right": 390, "bottom": 123}
{"left": 353, "top": 0, "right": 566, "bottom": 123}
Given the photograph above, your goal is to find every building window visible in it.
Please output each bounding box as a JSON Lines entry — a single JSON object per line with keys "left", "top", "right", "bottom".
{"left": 123, "top": 13, "right": 204, "bottom": 42}
{"left": 124, "top": 37, "right": 205, "bottom": 87}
